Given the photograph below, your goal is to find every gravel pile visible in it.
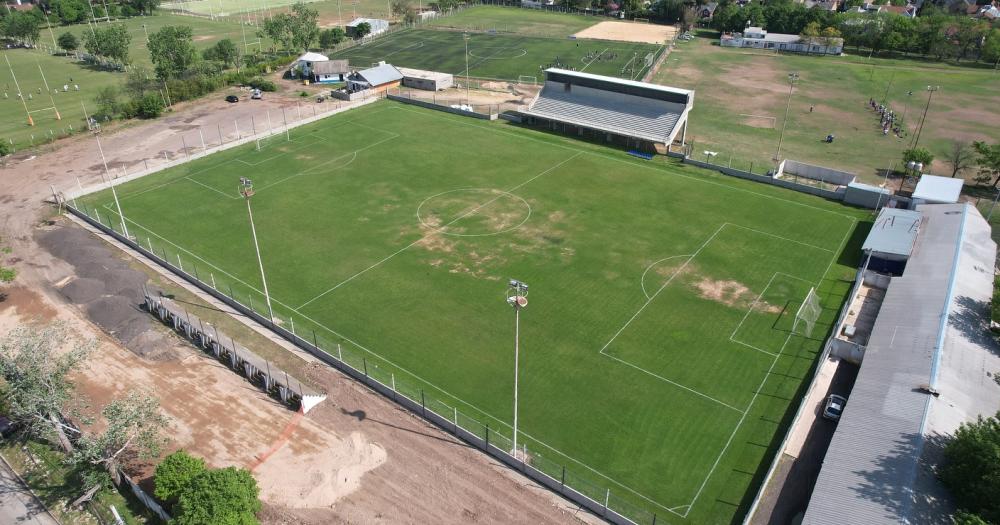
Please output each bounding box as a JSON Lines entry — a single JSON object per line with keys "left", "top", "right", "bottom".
{"left": 38, "top": 225, "right": 177, "bottom": 360}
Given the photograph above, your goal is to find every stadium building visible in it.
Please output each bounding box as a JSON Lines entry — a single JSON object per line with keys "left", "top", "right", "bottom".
{"left": 520, "top": 68, "right": 694, "bottom": 154}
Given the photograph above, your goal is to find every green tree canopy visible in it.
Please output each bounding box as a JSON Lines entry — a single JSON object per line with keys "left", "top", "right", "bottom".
{"left": 174, "top": 467, "right": 262, "bottom": 525}
{"left": 972, "top": 141, "right": 1000, "bottom": 187}
{"left": 154, "top": 450, "right": 207, "bottom": 507}
{"left": 940, "top": 412, "right": 1000, "bottom": 524}
{"left": 203, "top": 38, "right": 239, "bottom": 68}
{"left": 147, "top": 25, "right": 197, "bottom": 79}
{"left": 318, "top": 27, "right": 347, "bottom": 49}
{"left": 57, "top": 31, "right": 79, "bottom": 52}
{"left": 51, "top": 0, "right": 91, "bottom": 25}
{"left": 355, "top": 21, "right": 372, "bottom": 38}
{"left": 82, "top": 23, "right": 132, "bottom": 65}
{"left": 288, "top": 2, "right": 320, "bottom": 52}
{"left": 902, "top": 147, "right": 934, "bottom": 168}
{"left": 1, "top": 11, "right": 42, "bottom": 46}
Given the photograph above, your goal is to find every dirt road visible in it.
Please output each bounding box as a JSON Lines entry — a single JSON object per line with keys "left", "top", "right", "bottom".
{"left": 0, "top": 88, "right": 598, "bottom": 524}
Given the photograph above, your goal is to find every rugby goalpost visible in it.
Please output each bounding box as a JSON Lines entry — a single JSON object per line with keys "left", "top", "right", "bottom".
{"left": 792, "top": 287, "right": 822, "bottom": 338}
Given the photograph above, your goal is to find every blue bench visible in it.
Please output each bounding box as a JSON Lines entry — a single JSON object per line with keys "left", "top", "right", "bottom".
{"left": 627, "top": 150, "right": 654, "bottom": 160}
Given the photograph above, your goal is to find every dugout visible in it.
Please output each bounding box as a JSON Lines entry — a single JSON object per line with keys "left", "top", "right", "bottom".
{"left": 520, "top": 68, "right": 694, "bottom": 154}
{"left": 861, "top": 208, "right": 921, "bottom": 275}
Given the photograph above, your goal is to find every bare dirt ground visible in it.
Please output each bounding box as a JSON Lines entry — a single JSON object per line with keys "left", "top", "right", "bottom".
{"left": 572, "top": 21, "right": 677, "bottom": 45}
{"left": 0, "top": 86, "right": 600, "bottom": 524}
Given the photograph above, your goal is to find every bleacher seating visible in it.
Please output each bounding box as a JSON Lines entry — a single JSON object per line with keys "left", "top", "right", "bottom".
{"left": 526, "top": 81, "right": 684, "bottom": 143}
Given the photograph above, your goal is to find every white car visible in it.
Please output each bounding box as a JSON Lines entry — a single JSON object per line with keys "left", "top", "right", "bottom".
{"left": 250, "top": 89, "right": 263, "bottom": 100}
{"left": 822, "top": 394, "right": 847, "bottom": 421}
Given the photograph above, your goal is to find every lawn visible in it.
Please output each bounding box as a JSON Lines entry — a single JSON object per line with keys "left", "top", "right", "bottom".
{"left": 653, "top": 30, "right": 1000, "bottom": 183}
{"left": 330, "top": 27, "right": 663, "bottom": 80}
{"left": 76, "top": 100, "right": 869, "bottom": 524}
{"left": 424, "top": 5, "right": 603, "bottom": 36}
{"left": 0, "top": 13, "right": 265, "bottom": 149}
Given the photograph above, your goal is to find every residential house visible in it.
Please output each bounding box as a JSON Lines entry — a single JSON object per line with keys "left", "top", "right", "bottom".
{"left": 312, "top": 60, "right": 350, "bottom": 84}
{"left": 720, "top": 26, "right": 844, "bottom": 54}
{"left": 292, "top": 52, "right": 330, "bottom": 78}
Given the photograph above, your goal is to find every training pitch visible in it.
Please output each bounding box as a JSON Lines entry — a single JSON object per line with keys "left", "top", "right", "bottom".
{"left": 79, "top": 101, "right": 867, "bottom": 523}
{"left": 331, "top": 28, "right": 663, "bottom": 81}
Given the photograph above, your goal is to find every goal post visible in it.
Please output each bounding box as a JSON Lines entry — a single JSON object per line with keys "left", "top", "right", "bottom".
{"left": 517, "top": 75, "right": 536, "bottom": 86}
{"left": 793, "top": 287, "right": 822, "bottom": 338}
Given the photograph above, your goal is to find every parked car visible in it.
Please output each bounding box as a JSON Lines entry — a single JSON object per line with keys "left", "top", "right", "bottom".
{"left": 225, "top": 95, "right": 239, "bottom": 103}
{"left": 251, "top": 89, "right": 262, "bottom": 100}
{"left": 822, "top": 394, "right": 847, "bottom": 421}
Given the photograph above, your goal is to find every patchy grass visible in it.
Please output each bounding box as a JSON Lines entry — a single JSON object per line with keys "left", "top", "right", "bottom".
{"left": 78, "top": 100, "right": 871, "bottom": 524}
{"left": 654, "top": 30, "right": 1000, "bottom": 183}
{"left": 425, "top": 5, "right": 602, "bottom": 36}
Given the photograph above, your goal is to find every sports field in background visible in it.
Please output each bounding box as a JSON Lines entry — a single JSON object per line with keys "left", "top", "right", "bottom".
{"left": 425, "top": 5, "right": 603, "bottom": 35}
{"left": 653, "top": 30, "right": 1000, "bottom": 182}
{"left": 78, "top": 100, "right": 869, "bottom": 523}
{"left": 162, "top": 0, "right": 325, "bottom": 16}
{"left": 331, "top": 28, "right": 663, "bottom": 80}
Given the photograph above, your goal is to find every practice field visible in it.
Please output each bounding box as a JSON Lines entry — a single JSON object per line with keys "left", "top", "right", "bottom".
{"left": 654, "top": 30, "right": 1000, "bottom": 182}
{"left": 77, "top": 101, "right": 868, "bottom": 524}
{"left": 573, "top": 20, "right": 677, "bottom": 45}
{"left": 331, "top": 28, "right": 663, "bottom": 80}
{"left": 425, "top": 5, "right": 602, "bottom": 36}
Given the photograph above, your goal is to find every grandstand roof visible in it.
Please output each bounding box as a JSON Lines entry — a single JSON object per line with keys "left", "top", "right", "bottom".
{"left": 861, "top": 208, "right": 921, "bottom": 258}
{"left": 355, "top": 63, "right": 403, "bottom": 86}
{"left": 523, "top": 69, "right": 693, "bottom": 144}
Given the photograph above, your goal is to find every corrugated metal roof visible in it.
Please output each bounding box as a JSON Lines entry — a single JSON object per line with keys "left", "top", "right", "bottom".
{"left": 862, "top": 208, "right": 921, "bottom": 257}
{"left": 804, "top": 203, "right": 996, "bottom": 525}
{"left": 312, "top": 60, "right": 349, "bottom": 75}
{"left": 357, "top": 63, "right": 403, "bottom": 86}
{"left": 913, "top": 175, "right": 963, "bottom": 204}
{"left": 543, "top": 68, "right": 693, "bottom": 98}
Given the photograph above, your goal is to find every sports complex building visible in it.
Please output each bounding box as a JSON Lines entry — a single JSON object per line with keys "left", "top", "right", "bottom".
{"left": 520, "top": 68, "right": 694, "bottom": 153}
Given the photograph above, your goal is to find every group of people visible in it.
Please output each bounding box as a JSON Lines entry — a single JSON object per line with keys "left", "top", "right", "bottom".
{"left": 581, "top": 50, "right": 620, "bottom": 62}
{"left": 3, "top": 79, "right": 80, "bottom": 101}
{"left": 868, "top": 98, "right": 905, "bottom": 138}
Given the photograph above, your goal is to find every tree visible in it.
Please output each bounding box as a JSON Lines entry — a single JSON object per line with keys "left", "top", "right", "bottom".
{"left": 57, "top": 31, "right": 79, "bottom": 53}
{"left": 0, "top": 141, "right": 11, "bottom": 158}
{"left": 69, "top": 390, "right": 168, "bottom": 488}
{"left": 51, "top": 0, "right": 90, "bottom": 24}
{"left": 203, "top": 38, "right": 238, "bottom": 68}
{"left": 260, "top": 13, "right": 294, "bottom": 51}
{"left": 433, "top": 0, "right": 460, "bottom": 11}
{"left": 940, "top": 412, "right": 1000, "bottom": 524}
{"left": 945, "top": 141, "right": 975, "bottom": 178}
{"left": 123, "top": 65, "right": 152, "bottom": 99}
{"left": 1, "top": 11, "right": 42, "bottom": 46}
{"left": 82, "top": 23, "right": 132, "bottom": 65}
{"left": 0, "top": 324, "right": 92, "bottom": 453}
{"left": 902, "top": 147, "right": 934, "bottom": 168}
{"left": 355, "top": 21, "right": 372, "bottom": 39}
{"left": 391, "top": 0, "right": 412, "bottom": 16}
{"left": 288, "top": 2, "right": 320, "bottom": 52}
{"left": 94, "top": 85, "right": 121, "bottom": 119}
{"left": 318, "top": 27, "right": 346, "bottom": 49}
{"left": 147, "top": 25, "right": 197, "bottom": 79}
{"left": 123, "top": 0, "right": 162, "bottom": 15}
{"left": 174, "top": 467, "right": 262, "bottom": 525}
{"left": 983, "top": 29, "right": 1000, "bottom": 68}
{"left": 153, "top": 450, "right": 206, "bottom": 507}
{"left": 972, "top": 141, "right": 1000, "bottom": 187}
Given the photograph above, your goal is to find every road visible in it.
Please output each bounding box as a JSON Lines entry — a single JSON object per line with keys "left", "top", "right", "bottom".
{"left": 0, "top": 455, "right": 59, "bottom": 525}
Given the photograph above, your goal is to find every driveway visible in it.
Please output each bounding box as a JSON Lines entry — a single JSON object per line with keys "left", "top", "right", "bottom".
{"left": 0, "top": 455, "right": 59, "bottom": 525}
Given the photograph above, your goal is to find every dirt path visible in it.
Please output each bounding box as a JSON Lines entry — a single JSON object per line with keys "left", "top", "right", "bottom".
{"left": 0, "top": 90, "right": 599, "bottom": 524}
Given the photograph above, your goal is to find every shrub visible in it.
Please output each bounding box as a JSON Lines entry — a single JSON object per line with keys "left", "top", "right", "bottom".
{"left": 0, "top": 140, "right": 11, "bottom": 157}
{"left": 136, "top": 93, "right": 164, "bottom": 119}
{"left": 154, "top": 450, "right": 206, "bottom": 508}
{"left": 940, "top": 412, "right": 1000, "bottom": 524}
{"left": 248, "top": 78, "right": 276, "bottom": 92}
{"left": 173, "top": 467, "right": 261, "bottom": 525}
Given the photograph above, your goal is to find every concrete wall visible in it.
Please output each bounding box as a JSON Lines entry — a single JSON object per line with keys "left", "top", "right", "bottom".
{"left": 387, "top": 94, "right": 498, "bottom": 120}
{"left": 683, "top": 158, "right": 846, "bottom": 200}
{"left": 777, "top": 160, "right": 855, "bottom": 186}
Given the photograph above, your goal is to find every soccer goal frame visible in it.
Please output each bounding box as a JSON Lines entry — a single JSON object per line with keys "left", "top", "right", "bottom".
{"left": 517, "top": 75, "right": 537, "bottom": 86}
{"left": 792, "top": 287, "right": 822, "bottom": 338}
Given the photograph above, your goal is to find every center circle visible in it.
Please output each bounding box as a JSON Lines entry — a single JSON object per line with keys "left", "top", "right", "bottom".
{"left": 467, "top": 47, "right": 528, "bottom": 60}
{"left": 416, "top": 188, "right": 531, "bottom": 237}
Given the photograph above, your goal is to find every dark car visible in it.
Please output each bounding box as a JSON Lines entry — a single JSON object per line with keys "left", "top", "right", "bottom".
{"left": 0, "top": 416, "right": 15, "bottom": 438}
{"left": 225, "top": 95, "right": 239, "bottom": 103}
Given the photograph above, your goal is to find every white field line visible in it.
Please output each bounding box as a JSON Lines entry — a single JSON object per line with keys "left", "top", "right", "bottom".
{"left": 725, "top": 223, "right": 835, "bottom": 254}
{"left": 293, "top": 151, "right": 582, "bottom": 311}
{"left": 234, "top": 135, "right": 323, "bottom": 167}
{"left": 579, "top": 47, "right": 608, "bottom": 73}
{"left": 601, "top": 353, "right": 744, "bottom": 414}
{"left": 393, "top": 105, "right": 860, "bottom": 222}
{"left": 682, "top": 220, "right": 856, "bottom": 516}
{"left": 183, "top": 176, "right": 241, "bottom": 200}
{"left": 640, "top": 254, "right": 693, "bottom": 300}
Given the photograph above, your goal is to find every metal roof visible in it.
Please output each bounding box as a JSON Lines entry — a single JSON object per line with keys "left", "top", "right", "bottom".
{"left": 913, "top": 175, "right": 963, "bottom": 204}
{"left": 804, "top": 203, "right": 998, "bottom": 525}
{"left": 296, "top": 52, "right": 329, "bottom": 63}
{"left": 356, "top": 63, "right": 403, "bottom": 86}
{"left": 543, "top": 68, "right": 694, "bottom": 99}
{"left": 862, "top": 208, "right": 921, "bottom": 257}
{"left": 312, "top": 60, "right": 349, "bottom": 75}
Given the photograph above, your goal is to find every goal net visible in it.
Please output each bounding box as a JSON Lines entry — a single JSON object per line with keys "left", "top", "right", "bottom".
{"left": 792, "top": 287, "right": 822, "bottom": 338}
{"left": 517, "top": 75, "right": 536, "bottom": 86}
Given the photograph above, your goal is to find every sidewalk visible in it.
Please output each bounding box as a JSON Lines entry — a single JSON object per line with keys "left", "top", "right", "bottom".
{"left": 0, "top": 453, "right": 60, "bottom": 525}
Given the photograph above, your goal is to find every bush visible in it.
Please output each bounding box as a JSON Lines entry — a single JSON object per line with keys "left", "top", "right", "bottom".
{"left": 0, "top": 140, "right": 11, "bottom": 157}
{"left": 154, "top": 451, "right": 206, "bottom": 508}
{"left": 248, "top": 78, "right": 276, "bottom": 92}
{"left": 136, "top": 93, "right": 164, "bottom": 119}
{"left": 173, "top": 467, "right": 261, "bottom": 525}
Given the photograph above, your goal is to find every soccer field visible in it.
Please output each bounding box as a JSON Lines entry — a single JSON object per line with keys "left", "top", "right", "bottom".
{"left": 78, "top": 101, "right": 868, "bottom": 523}
{"left": 331, "top": 28, "right": 663, "bottom": 81}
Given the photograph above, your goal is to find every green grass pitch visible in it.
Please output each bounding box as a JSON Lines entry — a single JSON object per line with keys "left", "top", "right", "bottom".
{"left": 330, "top": 28, "right": 663, "bottom": 81}
{"left": 78, "top": 101, "right": 869, "bottom": 523}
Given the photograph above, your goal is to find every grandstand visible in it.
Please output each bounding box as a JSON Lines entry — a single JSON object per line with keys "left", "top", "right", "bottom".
{"left": 521, "top": 68, "right": 694, "bottom": 152}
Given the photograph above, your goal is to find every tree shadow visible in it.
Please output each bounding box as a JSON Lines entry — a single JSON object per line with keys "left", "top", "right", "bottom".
{"left": 850, "top": 431, "right": 953, "bottom": 524}
{"left": 949, "top": 295, "right": 1000, "bottom": 358}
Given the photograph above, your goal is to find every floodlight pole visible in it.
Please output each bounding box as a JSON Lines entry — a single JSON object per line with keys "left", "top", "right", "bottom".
{"left": 96, "top": 134, "right": 130, "bottom": 239}
{"left": 240, "top": 181, "right": 275, "bottom": 324}
{"left": 773, "top": 72, "right": 798, "bottom": 164}
{"left": 910, "top": 85, "right": 938, "bottom": 150}
{"left": 506, "top": 280, "right": 528, "bottom": 458}
{"left": 464, "top": 33, "right": 470, "bottom": 106}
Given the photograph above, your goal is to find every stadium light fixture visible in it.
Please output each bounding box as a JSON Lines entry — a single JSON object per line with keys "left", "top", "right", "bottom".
{"left": 773, "top": 72, "right": 799, "bottom": 163}
{"left": 506, "top": 279, "right": 529, "bottom": 458}
{"left": 910, "top": 85, "right": 939, "bottom": 150}
{"left": 239, "top": 178, "right": 275, "bottom": 325}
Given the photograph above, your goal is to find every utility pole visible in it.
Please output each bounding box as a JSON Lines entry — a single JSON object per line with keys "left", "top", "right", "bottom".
{"left": 910, "top": 85, "right": 939, "bottom": 150}
{"left": 774, "top": 72, "right": 799, "bottom": 163}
